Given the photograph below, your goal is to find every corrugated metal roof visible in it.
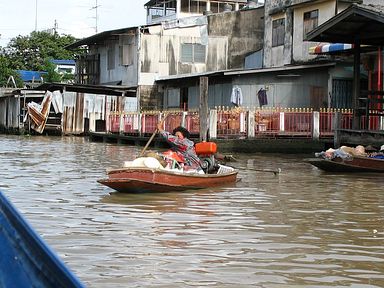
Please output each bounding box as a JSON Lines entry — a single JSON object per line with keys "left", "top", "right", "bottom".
{"left": 144, "top": 0, "right": 247, "bottom": 6}
{"left": 66, "top": 27, "right": 139, "bottom": 49}
{"left": 224, "top": 63, "right": 336, "bottom": 76}
{"left": 51, "top": 60, "right": 75, "bottom": 65}
{"left": 154, "top": 63, "right": 335, "bottom": 82}
{"left": 34, "top": 82, "right": 137, "bottom": 97}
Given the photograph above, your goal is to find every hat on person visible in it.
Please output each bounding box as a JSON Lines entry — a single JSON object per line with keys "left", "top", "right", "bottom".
{"left": 172, "top": 126, "right": 190, "bottom": 139}
{"left": 365, "top": 145, "right": 377, "bottom": 152}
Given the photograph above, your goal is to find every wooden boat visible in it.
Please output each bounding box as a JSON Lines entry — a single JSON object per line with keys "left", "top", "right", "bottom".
{"left": 99, "top": 141, "right": 238, "bottom": 193}
{"left": 306, "top": 156, "right": 384, "bottom": 172}
{"left": 0, "top": 191, "right": 84, "bottom": 288}
{"left": 98, "top": 165, "right": 238, "bottom": 193}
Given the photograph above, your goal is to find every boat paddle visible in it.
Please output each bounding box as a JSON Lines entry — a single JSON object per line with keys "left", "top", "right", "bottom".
{"left": 139, "top": 112, "right": 169, "bottom": 157}
{"left": 247, "top": 167, "right": 281, "bottom": 175}
{"left": 233, "top": 167, "right": 281, "bottom": 175}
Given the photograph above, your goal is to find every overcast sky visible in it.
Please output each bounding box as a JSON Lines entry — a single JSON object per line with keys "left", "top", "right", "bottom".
{"left": 0, "top": 0, "right": 148, "bottom": 47}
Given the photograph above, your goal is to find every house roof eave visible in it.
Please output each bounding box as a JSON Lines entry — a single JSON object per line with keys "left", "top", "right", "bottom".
{"left": 306, "top": 4, "right": 384, "bottom": 46}
{"left": 33, "top": 83, "right": 137, "bottom": 97}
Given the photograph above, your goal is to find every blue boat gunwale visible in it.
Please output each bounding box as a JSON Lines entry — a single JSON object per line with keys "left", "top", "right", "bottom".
{"left": 0, "top": 191, "right": 84, "bottom": 288}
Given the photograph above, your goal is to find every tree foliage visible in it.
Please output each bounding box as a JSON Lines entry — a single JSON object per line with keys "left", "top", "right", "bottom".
{"left": 0, "top": 31, "right": 82, "bottom": 86}
{"left": 0, "top": 55, "right": 23, "bottom": 87}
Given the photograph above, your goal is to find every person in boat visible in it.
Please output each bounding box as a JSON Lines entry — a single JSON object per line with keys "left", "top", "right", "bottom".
{"left": 367, "top": 144, "right": 384, "bottom": 159}
{"left": 157, "top": 123, "right": 203, "bottom": 171}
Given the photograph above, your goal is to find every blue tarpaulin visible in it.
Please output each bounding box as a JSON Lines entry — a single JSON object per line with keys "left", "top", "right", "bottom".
{"left": 17, "top": 70, "right": 47, "bottom": 82}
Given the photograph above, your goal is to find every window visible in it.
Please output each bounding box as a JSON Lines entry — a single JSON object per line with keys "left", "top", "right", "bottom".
{"left": 57, "top": 67, "right": 74, "bottom": 74}
{"left": 119, "top": 35, "right": 134, "bottom": 66}
{"left": 148, "top": 0, "right": 176, "bottom": 20}
{"left": 181, "top": 43, "right": 206, "bottom": 63}
{"left": 272, "top": 18, "right": 285, "bottom": 47}
{"left": 107, "top": 45, "right": 115, "bottom": 70}
{"left": 189, "top": 0, "right": 207, "bottom": 13}
{"left": 209, "top": 2, "right": 228, "bottom": 13}
{"left": 303, "top": 10, "right": 318, "bottom": 38}
{"left": 166, "top": 88, "right": 180, "bottom": 108}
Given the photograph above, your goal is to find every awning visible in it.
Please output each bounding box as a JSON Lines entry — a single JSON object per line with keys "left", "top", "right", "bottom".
{"left": 305, "top": 4, "right": 384, "bottom": 46}
{"left": 309, "top": 43, "right": 353, "bottom": 54}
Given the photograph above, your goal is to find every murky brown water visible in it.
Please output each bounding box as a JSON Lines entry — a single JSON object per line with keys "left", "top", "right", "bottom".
{"left": 1, "top": 135, "right": 383, "bottom": 287}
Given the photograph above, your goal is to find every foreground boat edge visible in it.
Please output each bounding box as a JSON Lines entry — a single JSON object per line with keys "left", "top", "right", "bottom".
{"left": 0, "top": 191, "right": 84, "bottom": 288}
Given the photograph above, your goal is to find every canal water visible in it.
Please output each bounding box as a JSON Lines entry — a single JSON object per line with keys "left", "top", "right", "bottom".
{"left": 0, "top": 135, "right": 383, "bottom": 287}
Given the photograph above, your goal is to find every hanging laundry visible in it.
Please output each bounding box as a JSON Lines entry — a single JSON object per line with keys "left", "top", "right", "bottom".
{"left": 231, "top": 85, "right": 243, "bottom": 106}
{"left": 257, "top": 88, "right": 268, "bottom": 107}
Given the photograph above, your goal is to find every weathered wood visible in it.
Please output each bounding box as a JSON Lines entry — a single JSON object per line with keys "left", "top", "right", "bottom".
{"left": 336, "top": 128, "right": 384, "bottom": 147}
{"left": 333, "top": 112, "right": 342, "bottom": 148}
{"left": 209, "top": 109, "right": 218, "bottom": 139}
{"left": 352, "top": 42, "right": 361, "bottom": 130}
{"left": 247, "top": 110, "right": 255, "bottom": 138}
{"left": 199, "top": 76, "right": 209, "bottom": 142}
{"left": 139, "top": 112, "right": 169, "bottom": 157}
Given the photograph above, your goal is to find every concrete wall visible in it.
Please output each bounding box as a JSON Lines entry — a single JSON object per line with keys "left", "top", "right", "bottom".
{"left": 264, "top": 0, "right": 338, "bottom": 67}
{"left": 140, "top": 32, "right": 214, "bottom": 77}
{"left": 263, "top": 0, "right": 280, "bottom": 68}
{"left": 139, "top": 85, "right": 162, "bottom": 110}
{"left": 140, "top": 8, "right": 265, "bottom": 110}
{"left": 292, "top": 1, "right": 336, "bottom": 63}
{"left": 140, "top": 8, "right": 264, "bottom": 77}
{"left": 207, "top": 8, "right": 265, "bottom": 69}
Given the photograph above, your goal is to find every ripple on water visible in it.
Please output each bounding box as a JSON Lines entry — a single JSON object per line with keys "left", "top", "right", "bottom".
{"left": 1, "top": 137, "right": 384, "bottom": 287}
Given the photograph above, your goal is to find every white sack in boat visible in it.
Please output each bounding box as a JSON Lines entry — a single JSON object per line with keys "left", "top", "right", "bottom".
{"left": 144, "top": 157, "right": 162, "bottom": 169}
{"left": 124, "top": 157, "right": 162, "bottom": 169}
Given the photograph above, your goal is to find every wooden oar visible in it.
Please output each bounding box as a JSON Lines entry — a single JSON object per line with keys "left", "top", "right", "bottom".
{"left": 246, "top": 167, "right": 281, "bottom": 175}
{"left": 139, "top": 130, "right": 158, "bottom": 157}
{"left": 234, "top": 167, "right": 281, "bottom": 175}
{"left": 139, "top": 112, "right": 169, "bottom": 157}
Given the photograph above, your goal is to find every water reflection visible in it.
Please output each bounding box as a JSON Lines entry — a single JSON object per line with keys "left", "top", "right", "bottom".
{"left": 0, "top": 135, "right": 384, "bottom": 287}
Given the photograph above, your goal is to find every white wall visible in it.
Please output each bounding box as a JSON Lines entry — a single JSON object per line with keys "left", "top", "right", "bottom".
{"left": 292, "top": 1, "right": 336, "bottom": 62}
{"left": 97, "top": 36, "right": 139, "bottom": 87}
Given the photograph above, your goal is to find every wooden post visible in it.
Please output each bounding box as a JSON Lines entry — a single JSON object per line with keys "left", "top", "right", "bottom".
{"left": 89, "top": 112, "right": 95, "bottom": 132}
{"left": 119, "top": 113, "right": 124, "bottom": 134}
{"left": 333, "top": 111, "right": 342, "bottom": 148}
{"left": 279, "top": 112, "right": 285, "bottom": 132}
{"left": 209, "top": 109, "right": 218, "bottom": 139}
{"left": 312, "top": 111, "right": 320, "bottom": 140}
{"left": 199, "top": 76, "right": 209, "bottom": 142}
{"left": 181, "top": 111, "right": 187, "bottom": 127}
{"left": 352, "top": 41, "right": 361, "bottom": 130}
{"left": 247, "top": 110, "right": 255, "bottom": 138}
{"left": 380, "top": 116, "right": 384, "bottom": 130}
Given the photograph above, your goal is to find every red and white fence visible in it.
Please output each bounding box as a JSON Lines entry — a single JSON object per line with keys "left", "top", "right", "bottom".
{"left": 102, "top": 107, "right": 384, "bottom": 140}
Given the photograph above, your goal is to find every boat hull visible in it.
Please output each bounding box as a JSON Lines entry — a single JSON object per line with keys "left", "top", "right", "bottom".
{"left": 0, "top": 191, "right": 84, "bottom": 287}
{"left": 98, "top": 167, "right": 238, "bottom": 193}
{"left": 306, "top": 156, "right": 384, "bottom": 172}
